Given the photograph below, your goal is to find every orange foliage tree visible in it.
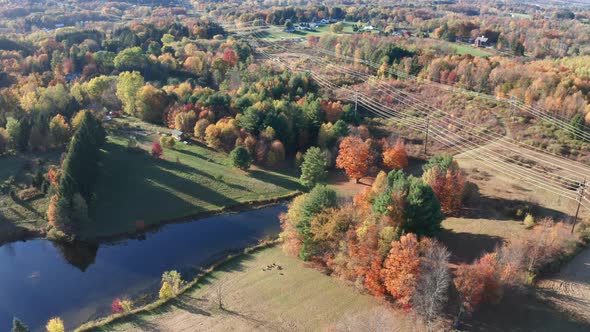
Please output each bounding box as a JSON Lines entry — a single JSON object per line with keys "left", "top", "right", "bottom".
{"left": 336, "top": 136, "right": 370, "bottom": 183}
{"left": 454, "top": 253, "right": 501, "bottom": 313}
{"left": 422, "top": 155, "right": 465, "bottom": 215}
{"left": 382, "top": 140, "right": 408, "bottom": 170}
{"left": 380, "top": 233, "right": 421, "bottom": 308}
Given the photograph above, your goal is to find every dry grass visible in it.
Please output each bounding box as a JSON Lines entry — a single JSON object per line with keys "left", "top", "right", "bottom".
{"left": 91, "top": 247, "right": 417, "bottom": 332}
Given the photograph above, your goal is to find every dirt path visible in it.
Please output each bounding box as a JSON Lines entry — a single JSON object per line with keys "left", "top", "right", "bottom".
{"left": 537, "top": 248, "right": 590, "bottom": 322}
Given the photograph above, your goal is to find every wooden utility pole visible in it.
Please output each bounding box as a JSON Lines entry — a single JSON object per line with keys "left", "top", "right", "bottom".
{"left": 423, "top": 117, "right": 430, "bottom": 155}
{"left": 354, "top": 90, "right": 358, "bottom": 117}
{"left": 572, "top": 178, "right": 586, "bottom": 233}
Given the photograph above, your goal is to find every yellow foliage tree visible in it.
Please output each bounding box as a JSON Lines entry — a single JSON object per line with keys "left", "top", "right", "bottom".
{"left": 46, "top": 317, "right": 64, "bottom": 332}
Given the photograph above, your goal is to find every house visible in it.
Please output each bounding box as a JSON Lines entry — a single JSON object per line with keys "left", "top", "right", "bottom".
{"left": 55, "top": 23, "right": 65, "bottom": 28}
{"left": 474, "top": 36, "right": 488, "bottom": 48}
{"left": 363, "top": 25, "right": 375, "bottom": 31}
{"left": 171, "top": 130, "right": 184, "bottom": 140}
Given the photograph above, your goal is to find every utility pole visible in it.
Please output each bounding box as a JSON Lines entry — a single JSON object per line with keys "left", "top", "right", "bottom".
{"left": 572, "top": 178, "right": 586, "bottom": 233}
{"left": 354, "top": 90, "right": 358, "bottom": 117}
{"left": 423, "top": 117, "right": 430, "bottom": 155}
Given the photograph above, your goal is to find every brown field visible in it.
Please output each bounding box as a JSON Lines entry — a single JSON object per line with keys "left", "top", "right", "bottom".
{"left": 92, "top": 247, "right": 421, "bottom": 332}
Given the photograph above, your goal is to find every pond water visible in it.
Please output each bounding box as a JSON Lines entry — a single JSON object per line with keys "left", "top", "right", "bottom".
{"left": 0, "top": 205, "right": 286, "bottom": 331}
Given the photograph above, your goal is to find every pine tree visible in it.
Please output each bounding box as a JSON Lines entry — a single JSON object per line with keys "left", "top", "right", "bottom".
{"left": 299, "top": 147, "right": 329, "bottom": 188}
{"left": 403, "top": 177, "right": 444, "bottom": 236}
{"left": 12, "top": 317, "right": 29, "bottom": 332}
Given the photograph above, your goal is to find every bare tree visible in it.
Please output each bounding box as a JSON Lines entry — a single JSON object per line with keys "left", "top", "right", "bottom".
{"left": 216, "top": 283, "right": 224, "bottom": 310}
{"left": 411, "top": 239, "right": 451, "bottom": 332}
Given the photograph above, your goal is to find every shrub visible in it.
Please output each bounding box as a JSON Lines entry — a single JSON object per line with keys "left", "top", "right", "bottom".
{"left": 160, "top": 136, "right": 176, "bottom": 149}
{"left": 159, "top": 281, "right": 173, "bottom": 299}
{"left": 230, "top": 146, "right": 253, "bottom": 170}
{"left": 523, "top": 213, "right": 535, "bottom": 229}
{"left": 151, "top": 142, "right": 163, "bottom": 158}
{"left": 162, "top": 270, "right": 182, "bottom": 294}
{"left": 45, "top": 317, "right": 64, "bottom": 332}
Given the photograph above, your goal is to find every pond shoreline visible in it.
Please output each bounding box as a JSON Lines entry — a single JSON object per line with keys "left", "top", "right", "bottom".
{"left": 74, "top": 241, "right": 281, "bottom": 331}
{"left": 0, "top": 192, "right": 299, "bottom": 248}
{"left": 82, "top": 191, "right": 299, "bottom": 245}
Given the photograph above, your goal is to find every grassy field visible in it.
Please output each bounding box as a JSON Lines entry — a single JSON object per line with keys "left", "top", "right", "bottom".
{"left": 261, "top": 22, "right": 372, "bottom": 43}
{"left": 453, "top": 44, "right": 492, "bottom": 57}
{"left": 82, "top": 118, "right": 302, "bottom": 238}
{"left": 87, "top": 246, "right": 417, "bottom": 332}
{"left": 0, "top": 150, "right": 63, "bottom": 243}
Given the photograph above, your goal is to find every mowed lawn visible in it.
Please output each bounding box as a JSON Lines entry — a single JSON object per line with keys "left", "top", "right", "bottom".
{"left": 83, "top": 120, "right": 302, "bottom": 238}
{"left": 89, "top": 246, "right": 417, "bottom": 332}
{"left": 453, "top": 44, "right": 492, "bottom": 57}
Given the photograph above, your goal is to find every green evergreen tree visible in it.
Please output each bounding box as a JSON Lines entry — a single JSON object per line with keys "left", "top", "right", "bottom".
{"left": 57, "top": 111, "right": 105, "bottom": 226}
{"left": 403, "top": 177, "right": 444, "bottom": 236}
{"left": 12, "top": 317, "right": 29, "bottom": 332}
{"left": 299, "top": 147, "right": 329, "bottom": 188}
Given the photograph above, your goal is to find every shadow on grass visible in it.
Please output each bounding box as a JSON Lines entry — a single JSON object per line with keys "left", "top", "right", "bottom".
{"left": 459, "top": 182, "right": 572, "bottom": 221}
{"left": 91, "top": 142, "right": 241, "bottom": 232}
{"left": 248, "top": 169, "right": 302, "bottom": 192}
{"left": 175, "top": 146, "right": 225, "bottom": 166}
{"left": 461, "top": 288, "right": 590, "bottom": 332}
{"left": 438, "top": 230, "right": 503, "bottom": 264}
{"left": 171, "top": 298, "right": 212, "bottom": 316}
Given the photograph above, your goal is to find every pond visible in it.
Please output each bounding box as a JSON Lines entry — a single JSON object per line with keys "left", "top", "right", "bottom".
{"left": 0, "top": 205, "right": 286, "bottom": 331}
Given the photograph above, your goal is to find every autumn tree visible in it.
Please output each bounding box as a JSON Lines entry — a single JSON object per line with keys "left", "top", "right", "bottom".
{"left": 49, "top": 114, "right": 71, "bottom": 146}
{"left": 281, "top": 185, "right": 338, "bottom": 260}
{"left": 116, "top": 71, "right": 144, "bottom": 115}
{"left": 174, "top": 111, "right": 197, "bottom": 133}
{"left": 136, "top": 84, "right": 169, "bottom": 123}
{"left": 222, "top": 48, "right": 238, "bottom": 67}
{"left": 193, "top": 119, "right": 210, "bottom": 140}
{"left": 454, "top": 253, "right": 501, "bottom": 317}
{"left": 299, "top": 147, "right": 329, "bottom": 188}
{"left": 45, "top": 318, "right": 64, "bottom": 332}
{"left": 381, "top": 233, "right": 421, "bottom": 308}
{"left": 159, "top": 281, "right": 173, "bottom": 299}
{"left": 422, "top": 154, "right": 466, "bottom": 215}
{"left": 151, "top": 142, "right": 163, "bottom": 158}
{"left": 382, "top": 140, "right": 408, "bottom": 170}
{"left": 162, "top": 270, "right": 183, "bottom": 294}
{"left": 336, "top": 136, "right": 370, "bottom": 183}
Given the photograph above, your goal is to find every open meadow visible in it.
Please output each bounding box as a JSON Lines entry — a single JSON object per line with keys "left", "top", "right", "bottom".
{"left": 84, "top": 246, "right": 420, "bottom": 332}
{"left": 83, "top": 118, "right": 302, "bottom": 238}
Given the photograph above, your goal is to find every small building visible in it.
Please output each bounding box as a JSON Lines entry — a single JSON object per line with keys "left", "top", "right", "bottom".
{"left": 474, "top": 36, "right": 488, "bottom": 48}
{"left": 171, "top": 130, "right": 184, "bottom": 140}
